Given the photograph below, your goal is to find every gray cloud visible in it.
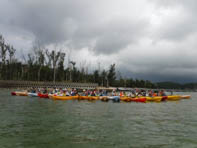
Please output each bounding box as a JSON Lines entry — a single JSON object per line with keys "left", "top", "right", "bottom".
{"left": 1, "top": 0, "right": 197, "bottom": 82}
{"left": 152, "top": 0, "right": 197, "bottom": 41}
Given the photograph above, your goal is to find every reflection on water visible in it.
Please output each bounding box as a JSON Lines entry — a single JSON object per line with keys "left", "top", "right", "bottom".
{"left": 0, "top": 90, "right": 197, "bottom": 148}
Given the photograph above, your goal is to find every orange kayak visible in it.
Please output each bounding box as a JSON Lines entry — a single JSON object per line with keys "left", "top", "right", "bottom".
{"left": 52, "top": 95, "right": 78, "bottom": 100}
{"left": 180, "top": 95, "right": 191, "bottom": 99}
{"left": 120, "top": 97, "right": 146, "bottom": 103}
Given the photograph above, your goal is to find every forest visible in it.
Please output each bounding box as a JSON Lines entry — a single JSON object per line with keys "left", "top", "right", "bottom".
{"left": 0, "top": 34, "right": 156, "bottom": 88}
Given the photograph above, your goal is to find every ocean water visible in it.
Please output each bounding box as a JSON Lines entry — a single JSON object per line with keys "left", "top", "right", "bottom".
{"left": 0, "top": 90, "right": 197, "bottom": 148}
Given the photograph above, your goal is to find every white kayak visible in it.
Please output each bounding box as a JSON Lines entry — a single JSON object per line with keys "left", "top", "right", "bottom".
{"left": 28, "top": 93, "right": 38, "bottom": 97}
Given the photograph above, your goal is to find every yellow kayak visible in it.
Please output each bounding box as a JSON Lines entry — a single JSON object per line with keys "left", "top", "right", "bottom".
{"left": 78, "top": 96, "right": 89, "bottom": 100}
{"left": 52, "top": 95, "right": 78, "bottom": 100}
{"left": 167, "top": 95, "right": 181, "bottom": 101}
{"left": 88, "top": 96, "right": 100, "bottom": 100}
{"left": 120, "top": 97, "right": 131, "bottom": 102}
{"left": 145, "top": 96, "right": 162, "bottom": 102}
{"left": 78, "top": 96, "right": 99, "bottom": 100}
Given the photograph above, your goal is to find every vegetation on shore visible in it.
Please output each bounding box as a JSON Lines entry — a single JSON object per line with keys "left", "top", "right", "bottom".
{"left": 1, "top": 34, "right": 196, "bottom": 90}
{"left": 0, "top": 34, "right": 156, "bottom": 88}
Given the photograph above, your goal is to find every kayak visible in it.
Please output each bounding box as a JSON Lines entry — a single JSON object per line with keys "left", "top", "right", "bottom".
{"left": 11, "top": 92, "right": 16, "bottom": 96}
{"left": 14, "top": 91, "right": 28, "bottom": 96}
{"left": 145, "top": 96, "right": 162, "bottom": 102}
{"left": 120, "top": 97, "right": 146, "bottom": 103}
{"left": 161, "top": 96, "right": 168, "bottom": 101}
{"left": 111, "top": 96, "right": 120, "bottom": 102}
{"left": 180, "top": 95, "right": 191, "bottom": 99}
{"left": 78, "top": 96, "right": 99, "bottom": 100}
{"left": 48, "top": 94, "right": 54, "bottom": 99}
{"left": 78, "top": 96, "right": 89, "bottom": 100}
{"left": 38, "top": 93, "right": 49, "bottom": 98}
{"left": 131, "top": 97, "right": 146, "bottom": 103}
{"left": 28, "top": 93, "right": 38, "bottom": 97}
{"left": 88, "top": 96, "right": 100, "bottom": 100}
{"left": 107, "top": 96, "right": 117, "bottom": 100}
{"left": 167, "top": 95, "right": 181, "bottom": 101}
{"left": 120, "top": 97, "right": 132, "bottom": 102}
{"left": 52, "top": 95, "right": 78, "bottom": 100}
{"left": 100, "top": 96, "right": 109, "bottom": 102}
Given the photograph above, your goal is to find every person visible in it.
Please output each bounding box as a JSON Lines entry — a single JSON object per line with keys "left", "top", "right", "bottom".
{"left": 119, "top": 91, "right": 123, "bottom": 97}
{"left": 136, "top": 89, "right": 142, "bottom": 97}
{"left": 148, "top": 90, "right": 153, "bottom": 97}
{"left": 131, "top": 89, "right": 136, "bottom": 98}
{"left": 112, "top": 89, "right": 116, "bottom": 96}
{"left": 65, "top": 89, "right": 70, "bottom": 96}
{"left": 170, "top": 90, "right": 173, "bottom": 95}
{"left": 81, "top": 89, "right": 86, "bottom": 96}
{"left": 71, "top": 88, "right": 75, "bottom": 96}
{"left": 85, "top": 90, "right": 90, "bottom": 96}
{"left": 92, "top": 90, "right": 95, "bottom": 96}
{"left": 141, "top": 90, "right": 146, "bottom": 96}
{"left": 43, "top": 87, "right": 48, "bottom": 94}
{"left": 159, "top": 90, "right": 166, "bottom": 96}
{"left": 152, "top": 91, "right": 158, "bottom": 97}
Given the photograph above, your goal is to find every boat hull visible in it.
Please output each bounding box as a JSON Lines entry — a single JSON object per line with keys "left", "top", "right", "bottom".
{"left": 52, "top": 95, "right": 78, "bottom": 100}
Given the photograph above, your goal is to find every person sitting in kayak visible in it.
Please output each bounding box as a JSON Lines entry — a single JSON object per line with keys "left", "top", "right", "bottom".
{"left": 148, "top": 90, "right": 153, "bottom": 97}
{"left": 71, "top": 88, "right": 75, "bottom": 96}
{"left": 153, "top": 91, "right": 158, "bottom": 97}
{"left": 81, "top": 89, "right": 86, "bottom": 96}
{"left": 136, "top": 89, "right": 142, "bottom": 97}
{"left": 43, "top": 88, "right": 48, "bottom": 94}
{"left": 112, "top": 90, "right": 117, "bottom": 96}
{"left": 131, "top": 89, "right": 136, "bottom": 98}
{"left": 141, "top": 90, "right": 146, "bottom": 96}
{"left": 91, "top": 90, "right": 96, "bottom": 96}
{"left": 119, "top": 91, "right": 123, "bottom": 97}
{"left": 159, "top": 90, "right": 166, "bottom": 96}
{"left": 65, "top": 89, "right": 71, "bottom": 96}
{"left": 85, "top": 90, "right": 90, "bottom": 96}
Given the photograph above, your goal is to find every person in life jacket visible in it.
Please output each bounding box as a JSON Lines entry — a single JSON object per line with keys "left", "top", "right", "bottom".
{"left": 152, "top": 91, "right": 158, "bottom": 97}
{"left": 119, "top": 91, "right": 123, "bottom": 97}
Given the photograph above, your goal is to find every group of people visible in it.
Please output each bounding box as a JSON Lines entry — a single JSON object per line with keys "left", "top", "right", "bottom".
{"left": 28, "top": 87, "right": 168, "bottom": 97}
{"left": 112, "top": 89, "right": 167, "bottom": 97}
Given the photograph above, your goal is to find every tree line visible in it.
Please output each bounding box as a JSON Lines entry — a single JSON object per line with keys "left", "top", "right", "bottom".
{"left": 0, "top": 34, "right": 156, "bottom": 88}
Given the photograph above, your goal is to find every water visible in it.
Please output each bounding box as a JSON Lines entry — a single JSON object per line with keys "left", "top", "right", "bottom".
{"left": 0, "top": 90, "right": 197, "bottom": 148}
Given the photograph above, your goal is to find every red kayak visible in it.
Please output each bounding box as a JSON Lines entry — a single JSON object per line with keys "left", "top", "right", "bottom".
{"left": 161, "top": 96, "right": 168, "bottom": 101}
{"left": 38, "top": 93, "right": 49, "bottom": 98}
{"left": 11, "top": 92, "right": 16, "bottom": 96}
{"left": 130, "top": 97, "right": 146, "bottom": 103}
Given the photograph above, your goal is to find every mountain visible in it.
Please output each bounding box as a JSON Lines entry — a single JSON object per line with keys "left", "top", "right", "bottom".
{"left": 156, "top": 81, "right": 197, "bottom": 90}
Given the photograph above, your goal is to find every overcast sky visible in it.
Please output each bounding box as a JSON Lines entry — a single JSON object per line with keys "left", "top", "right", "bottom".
{"left": 1, "top": 0, "right": 197, "bottom": 83}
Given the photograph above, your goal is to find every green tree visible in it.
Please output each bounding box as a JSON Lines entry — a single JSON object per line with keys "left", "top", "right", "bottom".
{"left": 93, "top": 70, "right": 100, "bottom": 84}
{"left": 50, "top": 50, "right": 61, "bottom": 83}
{"left": 57, "top": 52, "right": 66, "bottom": 81}
{"left": 107, "top": 64, "right": 116, "bottom": 86}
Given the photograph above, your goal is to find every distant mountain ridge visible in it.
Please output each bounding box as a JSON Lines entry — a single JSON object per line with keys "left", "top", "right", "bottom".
{"left": 156, "top": 81, "right": 197, "bottom": 89}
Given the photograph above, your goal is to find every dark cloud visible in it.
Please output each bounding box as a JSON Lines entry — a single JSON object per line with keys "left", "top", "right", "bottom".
{"left": 1, "top": 0, "right": 197, "bottom": 82}
{"left": 0, "top": 0, "right": 150, "bottom": 54}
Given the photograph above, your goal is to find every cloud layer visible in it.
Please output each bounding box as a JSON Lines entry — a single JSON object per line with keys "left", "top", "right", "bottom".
{"left": 1, "top": 0, "right": 197, "bottom": 82}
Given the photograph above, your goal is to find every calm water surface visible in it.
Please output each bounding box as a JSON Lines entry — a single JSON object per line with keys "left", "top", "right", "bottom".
{"left": 0, "top": 90, "right": 197, "bottom": 148}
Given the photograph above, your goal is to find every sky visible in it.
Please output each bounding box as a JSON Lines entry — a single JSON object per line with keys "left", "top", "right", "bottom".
{"left": 0, "top": 0, "right": 197, "bottom": 83}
